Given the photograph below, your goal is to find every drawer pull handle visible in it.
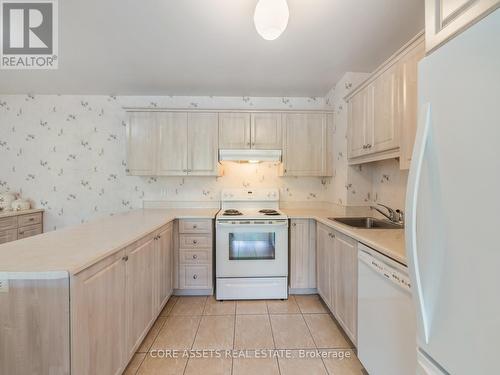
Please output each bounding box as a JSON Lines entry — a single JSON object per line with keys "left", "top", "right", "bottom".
{"left": 193, "top": 225, "right": 198, "bottom": 229}
{"left": 193, "top": 240, "right": 198, "bottom": 244}
{"left": 122, "top": 256, "right": 129, "bottom": 262}
{"left": 193, "top": 274, "right": 198, "bottom": 279}
{"left": 19, "top": 231, "right": 24, "bottom": 235}
{"left": 193, "top": 254, "right": 198, "bottom": 259}
{"left": 29, "top": 218, "right": 35, "bottom": 221}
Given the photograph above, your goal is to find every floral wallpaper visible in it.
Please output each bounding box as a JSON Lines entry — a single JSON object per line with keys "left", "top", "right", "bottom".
{"left": 325, "top": 72, "right": 408, "bottom": 210}
{"left": 0, "top": 94, "right": 330, "bottom": 231}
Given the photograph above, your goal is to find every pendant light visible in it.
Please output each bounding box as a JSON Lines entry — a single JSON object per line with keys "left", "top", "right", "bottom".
{"left": 254, "top": 0, "right": 289, "bottom": 41}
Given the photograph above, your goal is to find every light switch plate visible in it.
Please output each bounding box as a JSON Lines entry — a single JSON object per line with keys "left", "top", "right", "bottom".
{"left": 0, "top": 278, "right": 9, "bottom": 293}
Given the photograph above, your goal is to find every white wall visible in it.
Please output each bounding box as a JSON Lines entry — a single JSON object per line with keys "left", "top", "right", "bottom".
{"left": 0, "top": 95, "right": 331, "bottom": 230}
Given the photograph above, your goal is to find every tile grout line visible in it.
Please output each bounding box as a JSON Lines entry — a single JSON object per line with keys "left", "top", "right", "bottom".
{"left": 134, "top": 296, "right": 179, "bottom": 374}
{"left": 266, "top": 308, "right": 282, "bottom": 375}
{"left": 300, "top": 304, "right": 333, "bottom": 375}
{"left": 183, "top": 297, "right": 208, "bottom": 375}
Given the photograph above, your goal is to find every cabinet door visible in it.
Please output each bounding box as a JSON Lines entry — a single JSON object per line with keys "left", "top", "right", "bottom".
{"left": 157, "top": 224, "right": 173, "bottom": 310}
{"left": 348, "top": 89, "right": 369, "bottom": 159}
{"left": 333, "top": 233, "right": 358, "bottom": 345}
{"left": 157, "top": 112, "right": 188, "bottom": 175}
{"left": 425, "top": 0, "right": 499, "bottom": 53}
{"left": 282, "top": 113, "right": 328, "bottom": 176}
{"left": 316, "top": 223, "right": 333, "bottom": 309}
{"left": 72, "top": 250, "right": 126, "bottom": 375}
{"left": 219, "top": 113, "right": 251, "bottom": 149}
{"left": 371, "top": 66, "right": 399, "bottom": 153}
{"left": 187, "top": 112, "right": 219, "bottom": 176}
{"left": 126, "top": 235, "right": 156, "bottom": 357}
{"left": 251, "top": 113, "right": 282, "bottom": 149}
{"left": 399, "top": 40, "right": 425, "bottom": 170}
{"left": 290, "top": 219, "right": 316, "bottom": 290}
{"left": 126, "top": 112, "right": 157, "bottom": 176}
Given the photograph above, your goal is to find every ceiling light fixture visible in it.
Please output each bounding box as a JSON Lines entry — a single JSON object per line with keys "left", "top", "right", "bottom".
{"left": 254, "top": 0, "right": 289, "bottom": 41}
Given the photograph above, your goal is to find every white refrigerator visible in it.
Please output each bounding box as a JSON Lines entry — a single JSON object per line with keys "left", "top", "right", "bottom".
{"left": 406, "top": 10, "right": 500, "bottom": 375}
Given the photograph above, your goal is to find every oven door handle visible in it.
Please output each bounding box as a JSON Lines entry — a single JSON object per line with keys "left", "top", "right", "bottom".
{"left": 216, "top": 222, "right": 288, "bottom": 228}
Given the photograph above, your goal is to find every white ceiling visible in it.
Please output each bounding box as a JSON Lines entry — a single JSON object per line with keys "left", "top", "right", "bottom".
{"left": 0, "top": 0, "right": 424, "bottom": 97}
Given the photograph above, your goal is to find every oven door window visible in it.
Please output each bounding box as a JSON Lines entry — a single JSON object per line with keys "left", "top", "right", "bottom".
{"left": 229, "top": 232, "right": 276, "bottom": 260}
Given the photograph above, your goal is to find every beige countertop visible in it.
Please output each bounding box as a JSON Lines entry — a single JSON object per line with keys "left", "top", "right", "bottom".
{"left": 282, "top": 208, "right": 407, "bottom": 265}
{"left": 0, "top": 208, "right": 218, "bottom": 274}
{"left": 0, "top": 208, "right": 44, "bottom": 219}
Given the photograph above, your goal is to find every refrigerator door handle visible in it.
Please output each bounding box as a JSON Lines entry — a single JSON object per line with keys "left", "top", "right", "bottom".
{"left": 406, "top": 103, "right": 432, "bottom": 343}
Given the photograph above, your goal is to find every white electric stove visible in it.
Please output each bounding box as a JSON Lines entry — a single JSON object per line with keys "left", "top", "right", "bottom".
{"left": 215, "top": 189, "right": 288, "bottom": 300}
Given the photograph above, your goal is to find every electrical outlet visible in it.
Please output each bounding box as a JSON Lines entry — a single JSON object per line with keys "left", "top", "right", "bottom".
{"left": 0, "top": 278, "right": 9, "bottom": 293}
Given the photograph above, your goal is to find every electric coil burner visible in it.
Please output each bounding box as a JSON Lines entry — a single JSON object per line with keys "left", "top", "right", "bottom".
{"left": 259, "top": 209, "right": 281, "bottom": 216}
{"left": 223, "top": 209, "right": 243, "bottom": 216}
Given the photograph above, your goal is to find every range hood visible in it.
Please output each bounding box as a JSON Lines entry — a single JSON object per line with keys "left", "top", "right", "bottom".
{"left": 219, "top": 149, "right": 282, "bottom": 163}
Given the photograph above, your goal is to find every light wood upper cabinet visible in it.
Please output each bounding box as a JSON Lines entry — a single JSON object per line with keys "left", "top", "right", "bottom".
{"left": 218, "top": 112, "right": 281, "bottom": 150}
{"left": 127, "top": 112, "right": 157, "bottom": 176}
{"left": 347, "top": 34, "right": 424, "bottom": 166}
{"left": 187, "top": 112, "right": 219, "bottom": 176}
{"left": 348, "top": 87, "right": 371, "bottom": 159}
{"left": 333, "top": 232, "right": 358, "bottom": 346}
{"left": 251, "top": 113, "right": 282, "bottom": 149}
{"left": 425, "top": 0, "right": 499, "bottom": 53}
{"left": 157, "top": 112, "right": 188, "bottom": 176}
{"left": 290, "top": 219, "right": 316, "bottom": 290}
{"left": 399, "top": 39, "right": 426, "bottom": 170}
{"left": 281, "top": 113, "right": 332, "bottom": 176}
{"left": 125, "top": 235, "right": 156, "bottom": 358}
{"left": 219, "top": 113, "right": 251, "bottom": 149}
{"left": 372, "top": 65, "right": 399, "bottom": 153}
{"left": 72, "top": 250, "right": 127, "bottom": 375}
{"left": 127, "top": 111, "right": 220, "bottom": 176}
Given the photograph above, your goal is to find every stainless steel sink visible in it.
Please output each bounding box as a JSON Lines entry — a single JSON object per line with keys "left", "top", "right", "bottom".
{"left": 329, "top": 217, "right": 403, "bottom": 229}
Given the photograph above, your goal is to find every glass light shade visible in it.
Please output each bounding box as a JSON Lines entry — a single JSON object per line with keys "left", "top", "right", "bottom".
{"left": 254, "top": 0, "right": 289, "bottom": 41}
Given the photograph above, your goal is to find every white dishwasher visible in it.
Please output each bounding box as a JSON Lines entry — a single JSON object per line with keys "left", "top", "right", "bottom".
{"left": 358, "top": 243, "right": 417, "bottom": 375}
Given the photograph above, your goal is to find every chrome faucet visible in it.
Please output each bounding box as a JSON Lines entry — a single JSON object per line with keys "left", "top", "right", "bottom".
{"left": 370, "top": 203, "right": 404, "bottom": 225}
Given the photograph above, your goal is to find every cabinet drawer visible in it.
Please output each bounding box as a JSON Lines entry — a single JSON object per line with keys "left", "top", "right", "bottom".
{"left": 0, "top": 216, "right": 17, "bottom": 231}
{"left": 179, "top": 264, "right": 211, "bottom": 289}
{"left": 0, "top": 228, "right": 18, "bottom": 244}
{"left": 18, "top": 224, "right": 43, "bottom": 239}
{"left": 18, "top": 212, "right": 42, "bottom": 227}
{"left": 179, "top": 234, "right": 212, "bottom": 249}
{"left": 179, "top": 220, "right": 211, "bottom": 234}
{"left": 179, "top": 249, "right": 211, "bottom": 264}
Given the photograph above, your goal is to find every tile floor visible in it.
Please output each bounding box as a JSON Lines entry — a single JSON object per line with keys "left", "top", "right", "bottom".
{"left": 124, "top": 295, "right": 365, "bottom": 375}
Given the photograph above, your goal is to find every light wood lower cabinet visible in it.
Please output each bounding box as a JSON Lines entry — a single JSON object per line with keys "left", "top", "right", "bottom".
{"left": 316, "top": 223, "right": 334, "bottom": 309}
{"left": 157, "top": 224, "right": 174, "bottom": 309}
{"left": 72, "top": 249, "right": 127, "bottom": 375}
{"left": 71, "top": 223, "right": 173, "bottom": 375}
{"left": 175, "top": 219, "right": 213, "bottom": 294}
{"left": 316, "top": 223, "right": 358, "bottom": 345}
{"left": 125, "top": 234, "right": 157, "bottom": 358}
{"left": 289, "top": 219, "right": 316, "bottom": 291}
{"left": 333, "top": 232, "right": 358, "bottom": 345}
{"left": 0, "top": 210, "right": 43, "bottom": 244}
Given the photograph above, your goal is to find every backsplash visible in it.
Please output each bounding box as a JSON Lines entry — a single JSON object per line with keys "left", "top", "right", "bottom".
{"left": 0, "top": 95, "right": 330, "bottom": 231}
{"left": 371, "top": 158, "right": 408, "bottom": 210}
